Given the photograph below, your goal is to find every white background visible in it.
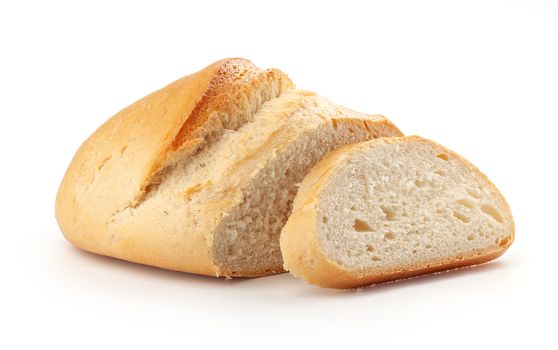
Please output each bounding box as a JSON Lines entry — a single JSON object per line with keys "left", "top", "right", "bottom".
{"left": 1, "top": 0, "right": 557, "bottom": 348}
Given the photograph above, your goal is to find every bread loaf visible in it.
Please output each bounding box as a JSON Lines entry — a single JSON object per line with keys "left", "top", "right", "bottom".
{"left": 280, "top": 136, "right": 514, "bottom": 288}
{"left": 55, "top": 58, "right": 402, "bottom": 277}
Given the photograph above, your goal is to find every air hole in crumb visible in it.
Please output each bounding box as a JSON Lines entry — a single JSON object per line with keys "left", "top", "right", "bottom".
{"left": 372, "top": 256, "right": 382, "bottom": 261}
{"left": 354, "top": 219, "right": 374, "bottom": 232}
{"left": 467, "top": 235, "right": 475, "bottom": 241}
{"left": 466, "top": 188, "right": 482, "bottom": 199}
{"left": 414, "top": 179, "right": 426, "bottom": 188}
{"left": 380, "top": 206, "right": 397, "bottom": 221}
{"left": 348, "top": 127, "right": 355, "bottom": 134}
{"left": 457, "top": 199, "right": 475, "bottom": 209}
{"left": 366, "top": 245, "right": 375, "bottom": 253}
{"left": 412, "top": 250, "right": 417, "bottom": 254}
{"left": 499, "top": 237, "right": 510, "bottom": 247}
{"left": 384, "top": 232, "right": 396, "bottom": 240}
{"left": 350, "top": 206, "right": 356, "bottom": 211}
{"left": 434, "top": 170, "right": 446, "bottom": 177}
{"left": 425, "top": 244, "right": 433, "bottom": 249}
{"left": 481, "top": 205, "right": 504, "bottom": 223}
{"left": 437, "top": 153, "right": 449, "bottom": 161}
{"left": 453, "top": 211, "right": 471, "bottom": 223}
{"left": 322, "top": 216, "right": 329, "bottom": 224}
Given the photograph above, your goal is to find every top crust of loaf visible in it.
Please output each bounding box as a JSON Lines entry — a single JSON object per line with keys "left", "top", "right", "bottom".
{"left": 56, "top": 58, "right": 293, "bottom": 253}
{"left": 280, "top": 136, "right": 514, "bottom": 289}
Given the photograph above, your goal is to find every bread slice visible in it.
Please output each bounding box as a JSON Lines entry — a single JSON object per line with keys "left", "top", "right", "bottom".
{"left": 280, "top": 136, "right": 514, "bottom": 288}
{"left": 55, "top": 58, "right": 402, "bottom": 277}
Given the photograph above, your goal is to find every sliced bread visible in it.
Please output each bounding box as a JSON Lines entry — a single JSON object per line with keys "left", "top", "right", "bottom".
{"left": 280, "top": 136, "right": 514, "bottom": 288}
{"left": 55, "top": 58, "right": 402, "bottom": 277}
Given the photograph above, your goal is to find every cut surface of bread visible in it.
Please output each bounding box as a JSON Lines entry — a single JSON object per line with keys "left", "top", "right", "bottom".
{"left": 55, "top": 58, "right": 402, "bottom": 277}
{"left": 281, "top": 136, "right": 514, "bottom": 288}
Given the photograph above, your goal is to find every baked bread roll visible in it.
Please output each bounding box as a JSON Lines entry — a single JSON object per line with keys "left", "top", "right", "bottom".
{"left": 55, "top": 58, "right": 402, "bottom": 277}
{"left": 280, "top": 136, "right": 514, "bottom": 288}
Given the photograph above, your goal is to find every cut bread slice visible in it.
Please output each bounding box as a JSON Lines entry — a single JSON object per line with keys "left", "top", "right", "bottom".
{"left": 281, "top": 136, "right": 514, "bottom": 288}
{"left": 55, "top": 58, "right": 402, "bottom": 277}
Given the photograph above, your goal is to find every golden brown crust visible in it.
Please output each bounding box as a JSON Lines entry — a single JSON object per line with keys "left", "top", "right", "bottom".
{"left": 55, "top": 58, "right": 293, "bottom": 273}
{"left": 280, "top": 136, "right": 514, "bottom": 289}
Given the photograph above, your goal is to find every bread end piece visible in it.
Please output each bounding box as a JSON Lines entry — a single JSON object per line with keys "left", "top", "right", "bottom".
{"left": 56, "top": 58, "right": 293, "bottom": 275}
{"left": 281, "top": 136, "right": 514, "bottom": 289}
